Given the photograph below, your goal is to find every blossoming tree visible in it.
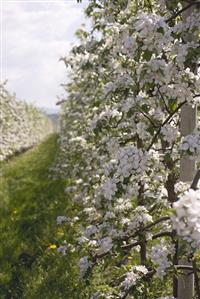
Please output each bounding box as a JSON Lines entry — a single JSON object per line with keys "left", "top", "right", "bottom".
{"left": 57, "top": 1, "right": 200, "bottom": 298}
{"left": 0, "top": 82, "right": 53, "bottom": 160}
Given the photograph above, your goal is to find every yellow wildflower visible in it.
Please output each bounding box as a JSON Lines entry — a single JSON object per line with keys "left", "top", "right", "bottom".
{"left": 48, "top": 244, "right": 57, "bottom": 249}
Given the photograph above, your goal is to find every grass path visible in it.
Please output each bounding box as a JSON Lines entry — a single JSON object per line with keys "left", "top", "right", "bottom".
{"left": 0, "top": 134, "right": 82, "bottom": 299}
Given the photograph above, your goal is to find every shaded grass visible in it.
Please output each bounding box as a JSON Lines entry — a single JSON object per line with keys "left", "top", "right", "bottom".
{"left": 0, "top": 135, "right": 83, "bottom": 299}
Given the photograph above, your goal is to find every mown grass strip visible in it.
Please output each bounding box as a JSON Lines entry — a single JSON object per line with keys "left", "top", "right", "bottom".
{"left": 0, "top": 134, "right": 83, "bottom": 299}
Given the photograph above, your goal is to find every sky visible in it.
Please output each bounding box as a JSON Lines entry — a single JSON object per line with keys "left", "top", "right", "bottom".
{"left": 1, "top": 0, "right": 89, "bottom": 109}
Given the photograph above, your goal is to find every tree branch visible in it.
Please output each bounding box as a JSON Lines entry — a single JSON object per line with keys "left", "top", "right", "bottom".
{"left": 122, "top": 231, "right": 173, "bottom": 250}
{"left": 166, "top": 1, "right": 200, "bottom": 23}
{"left": 136, "top": 105, "right": 158, "bottom": 128}
{"left": 190, "top": 169, "right": 200, "bottom": 190}
{"left": 158, "top": 88, "right": 171, "bottom": 114}
{"left": 124, "top": 216, "right": 170, "bottom": 241}
{"left": 147, "top": 101, "right": 187, "bottom": 151}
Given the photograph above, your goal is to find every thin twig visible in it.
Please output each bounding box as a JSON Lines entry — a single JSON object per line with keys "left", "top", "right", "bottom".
{"left": 147, "top": 101, "right": 187, "bottom": 151}
{"left": 122, "top": 231, "right": 173, "bottom": 250}
{"left": 166, "top": 1, "right": 200, "bottom": 23}
{"left": 158, "top": 88, "right": 171, "bottom": 114}
{"left": 124, "top": 216, "right": 170, "bottom": 241}
{"left": 136, "top": 105, "right": 158, "bottom": 128}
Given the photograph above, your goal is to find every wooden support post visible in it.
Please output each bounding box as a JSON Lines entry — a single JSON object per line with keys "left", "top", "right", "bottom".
{"left": 178, "top": 104, "right": 196, "bottom": 299}
{"left": 178, "top": 105, "right": 196, "bottom": 299}
{"left": 178, "top": 261, "right": 194, "bottom": 299}
{"left": 178, "top": 2, "right": 198, "bottom": 299}
{"left": 180, "top": 105, "right": 197, "bottom": 182}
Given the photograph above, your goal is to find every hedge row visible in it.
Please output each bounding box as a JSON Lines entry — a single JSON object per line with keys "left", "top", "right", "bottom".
{"left": 0, "top": 83, "right": 53, "bottom": 161}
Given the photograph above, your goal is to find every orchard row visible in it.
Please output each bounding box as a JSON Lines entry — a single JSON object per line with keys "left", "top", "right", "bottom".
{"left": 0, "top": 82, "right": 53, "bottom": 161}
{"left": 56, "top": 1, "right": 200, "bottom": 299}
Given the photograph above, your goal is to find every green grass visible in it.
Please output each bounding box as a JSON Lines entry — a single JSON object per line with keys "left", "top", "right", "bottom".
{"left": 0, "top": 134, "right": 85, "bottom": 299}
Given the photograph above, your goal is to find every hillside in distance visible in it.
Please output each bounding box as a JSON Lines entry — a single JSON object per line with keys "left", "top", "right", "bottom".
{"left": 39, "top": 107, "right": 60, "bottom": 131}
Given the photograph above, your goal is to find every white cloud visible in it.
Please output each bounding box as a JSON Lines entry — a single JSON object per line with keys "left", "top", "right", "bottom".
{"left": 2, "top": 0, "right": 89, "bottom": 108}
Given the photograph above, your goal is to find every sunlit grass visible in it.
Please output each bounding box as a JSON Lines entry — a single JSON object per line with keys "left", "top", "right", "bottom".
{"left": 0, "top": 134, "right": 83, "bottom": 299}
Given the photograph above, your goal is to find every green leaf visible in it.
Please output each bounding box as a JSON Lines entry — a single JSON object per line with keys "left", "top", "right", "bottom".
{"left": 141, "top": 104, "right": 150, "bottom": 113}
{"left": 169, "top": 100, "right": 177, "bottom": 111}
{"left": 143, "top": 50, "right": 153, "bottom": 62}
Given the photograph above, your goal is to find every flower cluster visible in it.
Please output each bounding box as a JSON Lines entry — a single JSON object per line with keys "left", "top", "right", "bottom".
{"left": 56, "top": 216, "right": 68, "bottom": 225}
{"left": 172, "top": 189, "right": 200, "bottom": 248}
{"left": 99, "top": 237, "right": 113, "bottom": 254}
{"left": 126, "top": 206, "right": 153, "bottom": 233}
{"left": 116, "top": 146, "right": 149, "bottom": 180}
{"left": 150, "top": 241, "right": 175, "bottom": 279}
{"left": 123, "top": 265, "right": 148, "bottom": 289}
{"left": 79, "top": 256, "right": 92, "bottom": 278}
{"left": 180, "top": 131, "right": 200, "bottom": 157}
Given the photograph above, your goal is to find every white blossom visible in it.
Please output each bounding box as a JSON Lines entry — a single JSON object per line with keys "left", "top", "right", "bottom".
{"left": 123, "top": 265, "right": 148, "bottom": 289}
{"left": 150, "top": 241, "right": 175, "bottom": 279}
{"left": 99, "top": 237, "right": 113, "bottom": 253}
{"left": 79, "top": 256, "right": 92, "bottom": 278}
{"left": 180, "top": 131, "right": 200, "bottom": 157}
{"left": 56, "top": 216, "right": 68, "bottom": 225}
{"left": 102, "top": 178, "right": 118, "bottom": 200}
{"left": 161, "top": 124, "right": 179, "bottom": 145}
{"left": 172, "top": 189, "right": 200, "bottom": 247}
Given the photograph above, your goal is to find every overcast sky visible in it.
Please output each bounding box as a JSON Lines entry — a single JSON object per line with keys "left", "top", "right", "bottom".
{"left": 1, "top": 0, "right": 89, "bottom": 109}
